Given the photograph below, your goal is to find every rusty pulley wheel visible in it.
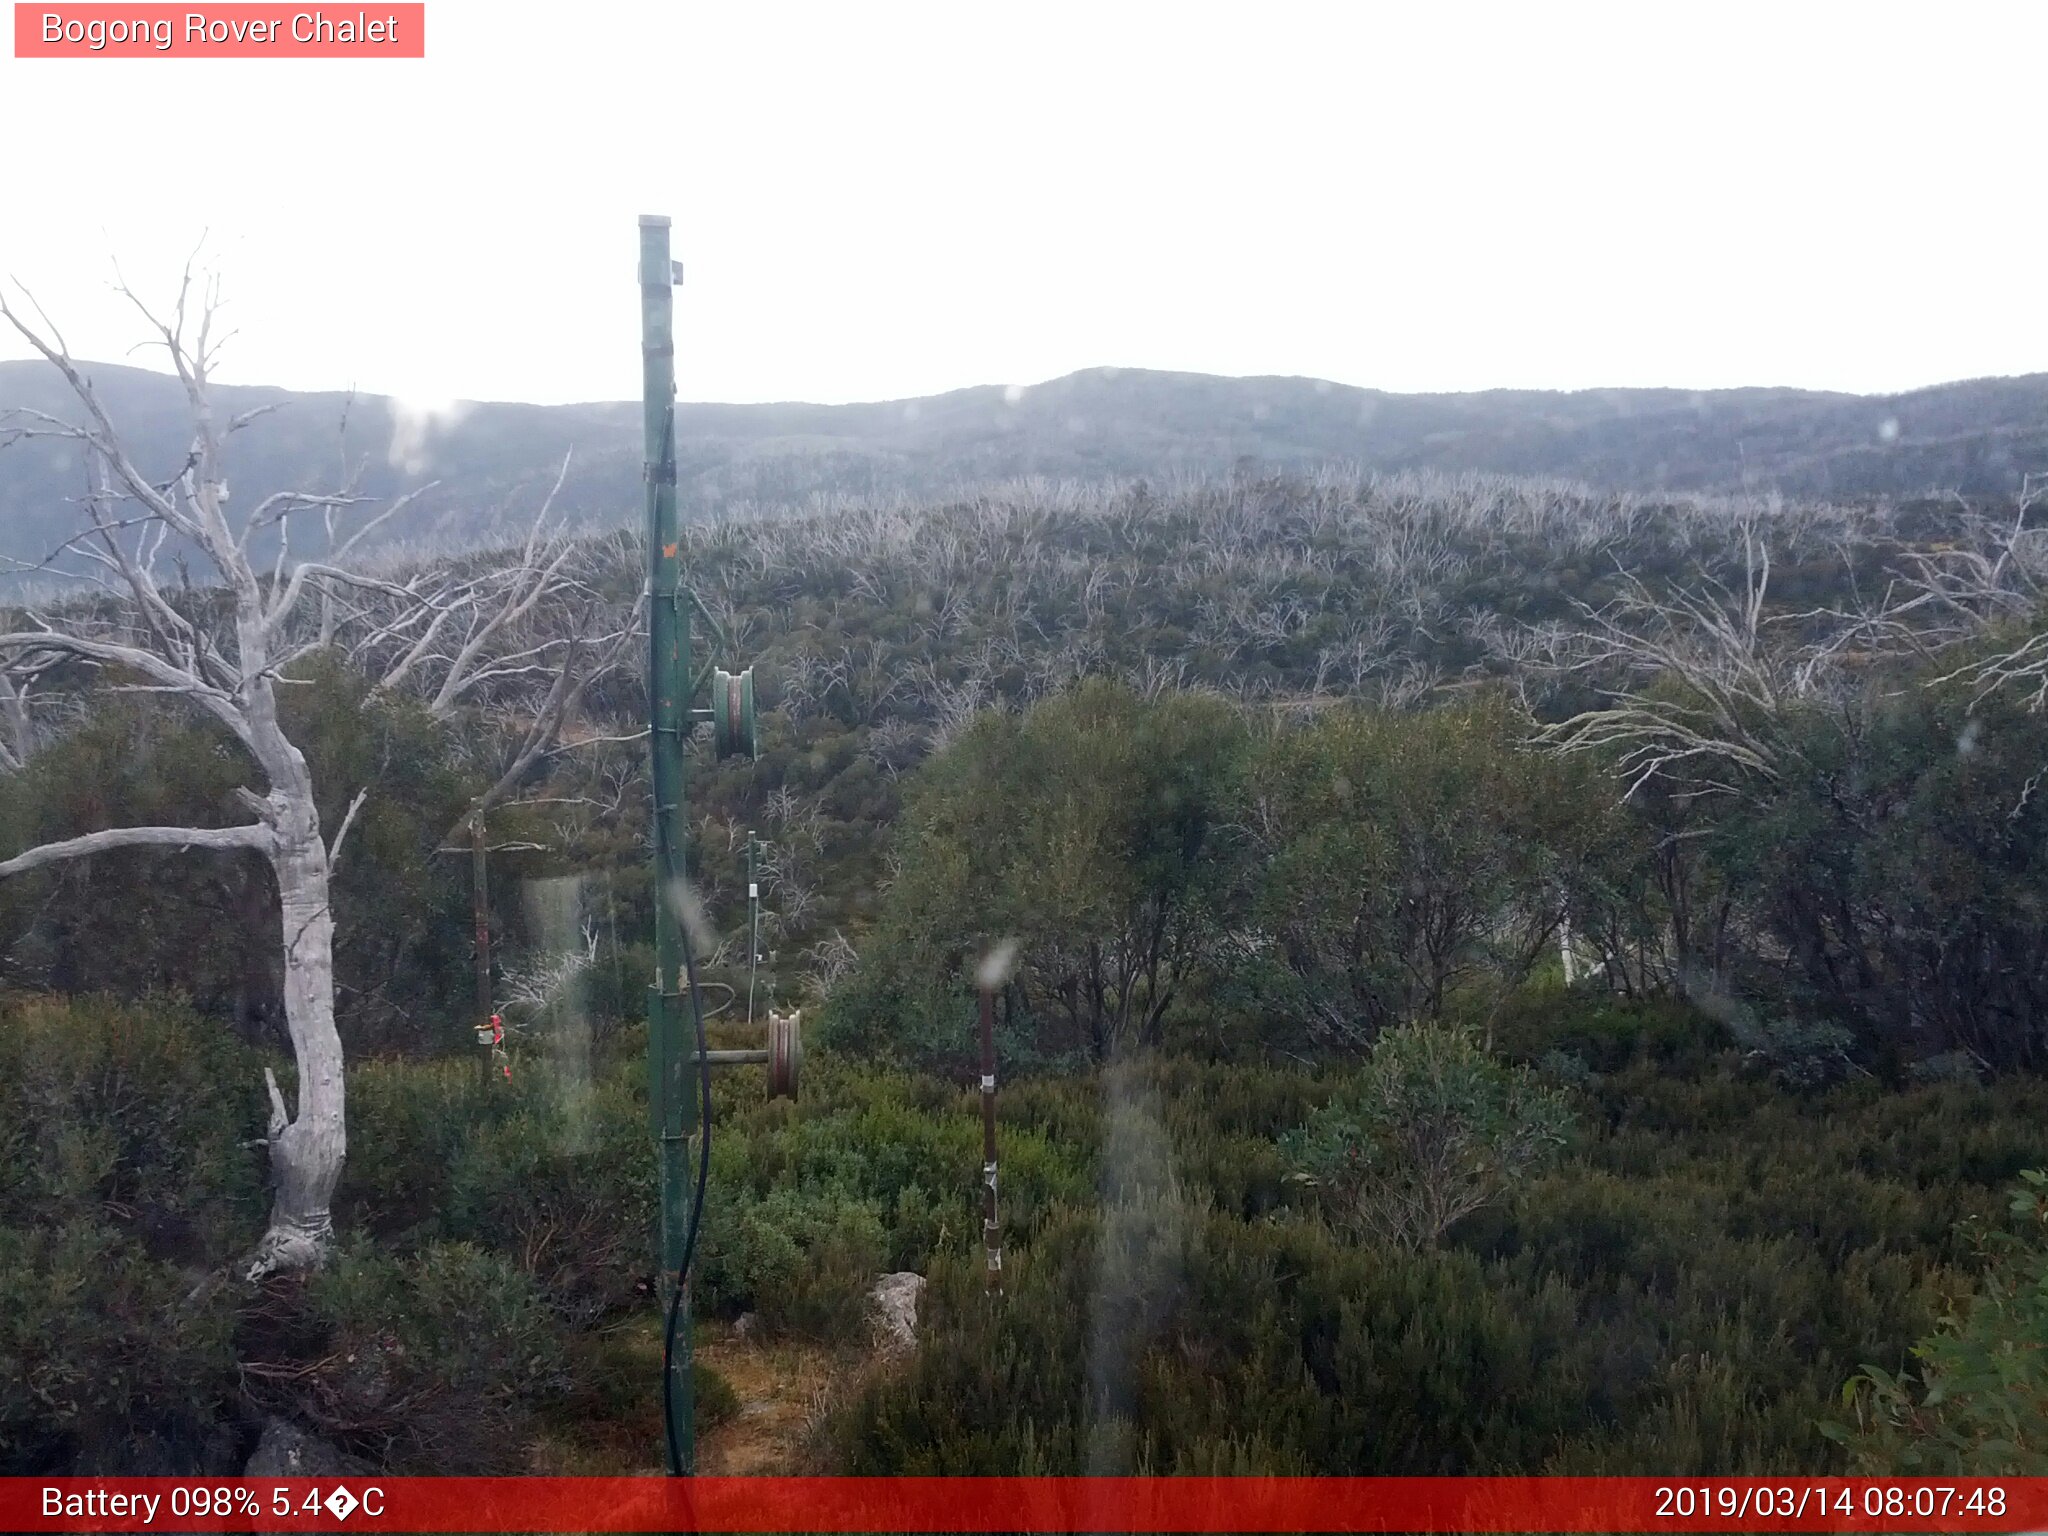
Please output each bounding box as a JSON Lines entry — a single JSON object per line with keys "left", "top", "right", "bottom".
{"left": 711, "top": 666, "right": 757, "bottom": 760}
{"left": 766, "top": 1009, "right": 802, "bottom": 1100}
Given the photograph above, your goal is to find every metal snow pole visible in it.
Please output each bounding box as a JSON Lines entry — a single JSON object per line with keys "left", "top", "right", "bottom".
{"left": 640, "top": 212, "right": 697, "bottom": 1475}
{"left": 634, "top": 214, "right": 778, "bottom": 1482}
{"left": 639, "top": 216, "right": 781, "bottom": 1479}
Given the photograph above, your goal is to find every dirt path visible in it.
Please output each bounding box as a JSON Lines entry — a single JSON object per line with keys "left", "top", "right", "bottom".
{"left": 695, "top": 1327, "right": 847, "bottom": 1474}
{"left": 527, "top": 1315, "right": 856, "bottom": 1474}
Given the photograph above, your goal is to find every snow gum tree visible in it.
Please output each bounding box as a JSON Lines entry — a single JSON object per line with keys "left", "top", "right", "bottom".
{"left": 0, "top": 271, "right": 631, "bottom": 1276}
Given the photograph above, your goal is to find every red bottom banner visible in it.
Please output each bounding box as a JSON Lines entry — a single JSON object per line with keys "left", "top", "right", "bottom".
{"left": 5, "top": 1476, "right": 2041, "bottom": 1534}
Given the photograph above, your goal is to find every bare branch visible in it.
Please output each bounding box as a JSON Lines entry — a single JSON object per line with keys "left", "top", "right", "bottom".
{"left": 0, "top": 629, "right": 253, "bottom": 749}
{"left": 327, "top": 788, "right": 369, "bottom": 868}
{"left": 0, "top": 281, "right": 205, "bottom": 543}
{"left": 324, "top": 483, "right": 440, "bottom": 568}
{"left": 0, "top": 821, "right": 272, "bottom": 879}
{"left": 262, "top": 1067, "right": 290, "bottom": 1141}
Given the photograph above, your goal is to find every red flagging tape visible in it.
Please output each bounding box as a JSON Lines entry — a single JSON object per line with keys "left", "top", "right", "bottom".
{"left": 6, "top": 1477, "right": 2042, "bottom": 1533}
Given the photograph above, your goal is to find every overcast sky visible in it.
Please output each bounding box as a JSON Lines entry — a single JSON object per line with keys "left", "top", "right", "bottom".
{"left": 2, "top": 1, "right": 2043, "bottom": 410}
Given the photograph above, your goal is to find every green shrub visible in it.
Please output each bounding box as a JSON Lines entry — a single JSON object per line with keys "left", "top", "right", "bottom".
{"left": 702, "top": 1185, "right": 887, "bottom": 1341}
{"left": 820, "top": 1002, "right": 2048, "bottom": 1477}
{"left": 1280, "top": 1023, "right": 1574, "bottom": 1249}
{"left": 1491, "top": 990, "right": 1724, "bottom": 1075}
{"left": 251, "top": 1240, "right": 577, "bottom": 1473}
{"left": 709, "top": 1059, "right": 1091, "bottom": 1267}
{"left": 442, "top": 1073, "right": 654, "bottom": 1326}
{"left": 1825, "top": 1172, "right": 2048, "bottom": 1474}
{"left": 0, "top": 1220, "right": 237, "bottom": 1473}
{"left": 1242, "top": 695, "right": 1609, "bottom": 1046}
{"left": 695, "top": 1361, "right": 741, "bottom": 1431}
{"left": 0, "top": 993, "right": 265, "bottom": 1263}
{"left": 1717, "top": 1004, "right": 1860, "bottom": 1091}
{"left": 338, "top": 1056, "right": 513, "bottom": 1243}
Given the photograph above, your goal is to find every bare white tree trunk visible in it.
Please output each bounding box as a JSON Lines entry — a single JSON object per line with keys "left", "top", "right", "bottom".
{"left": 247, "top": 827, "right": 347, "bottom": 1277}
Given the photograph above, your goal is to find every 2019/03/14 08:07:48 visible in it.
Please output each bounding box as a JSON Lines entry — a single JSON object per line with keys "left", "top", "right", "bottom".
{"left": 1653, "top": 1483, "right": 2010, "bottom": 1521}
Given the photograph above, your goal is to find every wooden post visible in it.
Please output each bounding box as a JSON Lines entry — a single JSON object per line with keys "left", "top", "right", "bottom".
{"left": 471, "top": 812, "right": 492, "bottom": 1079}
{"left": 747, "top": 831, "right": 760, "bottom": 1026}
{"left": 979, "top": 981, "right": 1002, "bottom": 1293}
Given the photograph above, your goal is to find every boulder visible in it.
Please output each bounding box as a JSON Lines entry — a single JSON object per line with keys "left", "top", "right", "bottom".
{"left": 242, "top": 1416, "right": 351, "bottom": 1478}
{"left": 869, "top": 1271, "right": 925, "bottom": 1354}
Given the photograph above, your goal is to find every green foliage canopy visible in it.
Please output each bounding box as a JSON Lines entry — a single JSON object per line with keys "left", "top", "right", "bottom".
{"left": 1282, "top": 1022, "right": 1574, "bottom": 1250}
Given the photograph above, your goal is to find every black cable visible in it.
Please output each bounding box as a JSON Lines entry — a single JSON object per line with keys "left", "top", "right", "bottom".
{"left": 662, "top": 894, "right": 714, "bottom": 1477}
{"left": 651, "top": 393, "right": 711, "bottom": 1476}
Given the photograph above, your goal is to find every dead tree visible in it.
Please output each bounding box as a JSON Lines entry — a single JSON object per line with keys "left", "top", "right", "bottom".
{"left": 1886, "top": 480, "right": 2048, "bottom": 706}
{"left": 1531, "top": 526, "right": 1845, "bottom": 989}
{"left": 335, "top": 451, "right": 641, "bottom": 840}
{"left": 0, "top": 659, "right": 48, "bottom": 770}
{"left": 0, "top": 270, "right": 619, "bottom": 1277}
{"left": 1536, "top": 528, "right": 1821, "bottom": 801}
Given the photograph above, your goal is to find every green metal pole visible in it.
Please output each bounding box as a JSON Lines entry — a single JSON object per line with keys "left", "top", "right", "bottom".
{"left": 640, "top": 212, "right": 696, "bottom": 1474}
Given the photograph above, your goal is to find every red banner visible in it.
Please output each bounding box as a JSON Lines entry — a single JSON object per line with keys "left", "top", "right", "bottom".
{"left": 3, "top": 1477, "right": 2043, "bottom": 1533}
{"left": 13, "top": 4, "right": 425, "bottom": 58}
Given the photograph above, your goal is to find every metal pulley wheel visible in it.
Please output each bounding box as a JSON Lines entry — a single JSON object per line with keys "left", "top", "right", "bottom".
{"left": 766, "top": 1009, "right": 801, "bottom": 1100}
{"left": 712, "top": 666, "right": 757, "bottom": 760}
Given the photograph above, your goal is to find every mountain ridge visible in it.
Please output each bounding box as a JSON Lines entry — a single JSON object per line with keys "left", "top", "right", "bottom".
{"left": 4, "top": 359, "right": 2045, "bottom": 588}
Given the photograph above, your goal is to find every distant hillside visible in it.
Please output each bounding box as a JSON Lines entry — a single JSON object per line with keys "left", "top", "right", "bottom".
{"left": 4, "top": 360, "right": 2046, "bottom": 586}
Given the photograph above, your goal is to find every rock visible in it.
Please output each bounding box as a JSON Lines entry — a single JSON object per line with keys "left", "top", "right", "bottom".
{"left": 869, "top": 1271, "right": 925, "bottom": 1354}
{"left": 242, "top": 1416, "right": 350, "bottom": 1478}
